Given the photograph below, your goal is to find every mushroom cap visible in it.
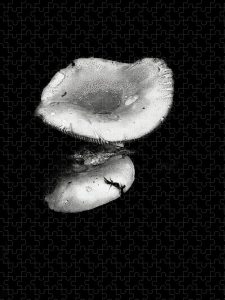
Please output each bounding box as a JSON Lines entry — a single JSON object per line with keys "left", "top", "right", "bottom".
{"left": 36, "top": 57, "right": 173, "bottom": 143}
{"left": 45, "top": 155, "right": 135, "bottom": 213}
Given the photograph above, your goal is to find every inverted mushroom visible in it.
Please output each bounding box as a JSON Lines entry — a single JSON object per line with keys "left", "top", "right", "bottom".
{"left": 36, "top": 57, "right": 173, "bottom": 143}
{"left": 45, "top": 154, "right": 135, "bottom": 213}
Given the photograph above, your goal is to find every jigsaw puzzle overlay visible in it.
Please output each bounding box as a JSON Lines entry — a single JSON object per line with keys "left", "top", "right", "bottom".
{"left": 2, "top": 1, "right": 224, "bottom": 299}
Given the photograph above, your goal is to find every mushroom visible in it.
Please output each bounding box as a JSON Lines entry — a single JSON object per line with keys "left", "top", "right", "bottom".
{"left": 35, "top": 57, "right": 173, "bottom": 143}
{"left": 35, "top": 57, "right": 173, "bottom": 213}
{"left": 45, "top": 154, "right": 135, "bottom": 213}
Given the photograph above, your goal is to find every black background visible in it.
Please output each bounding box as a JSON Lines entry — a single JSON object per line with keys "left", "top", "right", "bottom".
{"left": 2, "top": 1, "right": 224, "bottom": 299}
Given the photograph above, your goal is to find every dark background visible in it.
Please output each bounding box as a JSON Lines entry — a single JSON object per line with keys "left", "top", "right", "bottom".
{"left": 2, "top": 1, "right": 224, "bottom": 299}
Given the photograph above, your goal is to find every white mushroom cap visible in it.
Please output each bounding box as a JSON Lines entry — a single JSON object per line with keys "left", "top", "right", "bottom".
{"left": 36, "top": 57, "right": 173, "bottom": 142}
{"left": 45, "top": 155, "right": 135, "bottom": 213}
